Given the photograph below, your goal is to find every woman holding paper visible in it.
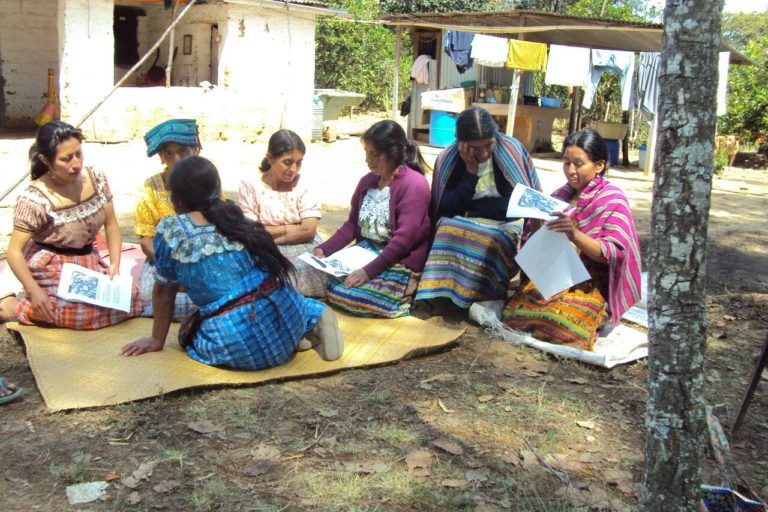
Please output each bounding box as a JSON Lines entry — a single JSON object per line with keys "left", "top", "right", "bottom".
{"left": 503, "top": 128, "right": 642, "bottom": 350}
{"left": 0, "top": 121, "right": 143, "bottom": 328}
{"left": 120, "top": 156, "right": 343, "bottom": 368}
{"left": 238, "top": 129, "right": 327, "bottom": 297}
{"left": 414, "top": 106, "right": 541, "bottom": 312}
{"left": 312, "top": 120, "right": 431, "bottom": 318}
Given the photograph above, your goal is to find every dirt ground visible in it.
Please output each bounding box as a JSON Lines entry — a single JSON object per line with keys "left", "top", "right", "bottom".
{"left": 0, "top": 133, "right": 766, "bottom": 511}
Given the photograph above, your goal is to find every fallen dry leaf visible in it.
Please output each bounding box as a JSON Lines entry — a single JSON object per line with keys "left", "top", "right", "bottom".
{"left": 405, "top": 449, "right": 433, "bottom": 474}
{"left": 566, "top": 377, "right": 589, "bottom": 385}
{"left": 317, "top": 408, "right": 338, "bottom": 418}
{"left": 420, "top": 373, "right": 455, "bottom": 384}
{"left": 127, "top": 492, "right": 142, "bottom": 505}
{"left": 437, "top": 399, "right": 455, "bottom": 413}
{"left": 152, "top": 480, "right": 179, "bottom": 494}
{"left": 519, "top": 450, "right": 538, "bottom": 471}
{"left": 496, "top": 380, "right": 517, "bottom": 391}
{"left": 432, "top": 437, "right": 464, "bottom": 456}
{"left": 585, "top": 435, "right": 597, "bottom": 443}
{"left": 242, "top": 459, "right": 272, "bottom": 477}
{"left": 418, "top": 382, "right": 433, "bottom": 390}
{"left": 187, "top": 420, "right": 225, "bottom": 435}
{"left": 465, "top": 468, "right": 490, "bottom": 483}
{"left": 477, "top": 394, "right": 494, "bottom": 403}
{"left": 250, "top": 445, "right": 281, "bottom": 461}
{"left": 440, "top": 478, "right": 470, "bottom": 489}
{"left": 105, "top": 472, "right": 119, "bottom": 482}
{"left": 120, "top": 476, "right": 141, "bottom": 489}
{"left": 576, "top": 420, "right": 596, "bottom": 430}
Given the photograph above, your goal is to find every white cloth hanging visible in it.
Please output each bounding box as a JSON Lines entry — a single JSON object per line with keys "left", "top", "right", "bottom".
{"left": 470, "top": 34, "right": 509, "bottom": 67}
{"left": 410, "top": 55, "right": 432, "bottom": 85}
{"left": 717, "top": 52, "right": 730, "bottom": 116}
{"left": 582, "top": 50, "right": 635, "bottom": 111}
{"left": 544, "top": 44, "right": 590, "bottom": 87}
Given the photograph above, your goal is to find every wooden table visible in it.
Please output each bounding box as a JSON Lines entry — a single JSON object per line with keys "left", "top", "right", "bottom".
{"left": 473, "top": 102, "right": 569, "bottom": 152}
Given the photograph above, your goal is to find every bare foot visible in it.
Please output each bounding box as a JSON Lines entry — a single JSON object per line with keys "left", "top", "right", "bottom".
{"left": 0, "top": 295, "right": 19, "bottom": 322}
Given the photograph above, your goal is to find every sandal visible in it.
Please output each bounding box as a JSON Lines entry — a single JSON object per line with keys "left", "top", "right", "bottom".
{"left": 0, "top": 377, "right": 23, "bottom": 405}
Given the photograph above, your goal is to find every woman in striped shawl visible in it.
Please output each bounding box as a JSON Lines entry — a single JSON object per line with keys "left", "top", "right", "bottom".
{"left": 503, "top": 128, "right": 642, "bottom": 350}
{"left": 414, "top": 107, "right": 541, "bottom": 312}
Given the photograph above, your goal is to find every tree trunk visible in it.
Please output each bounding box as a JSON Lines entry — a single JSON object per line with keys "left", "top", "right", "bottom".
{"left": 641, "top": 1, "right": 724, "bottom": 510}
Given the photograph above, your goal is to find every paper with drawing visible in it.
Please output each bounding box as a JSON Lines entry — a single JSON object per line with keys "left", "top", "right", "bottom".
{"left": 514, "top": 227, "right": 590, "bottom": 299}
{"left": 506, "top": 184, "right": 569, "bottom": 220}
{"left": 56, "top": 263, "right": 134, "bottom": 313}
{"left": 299, "top": 246, "right": 378, "bottom": 278}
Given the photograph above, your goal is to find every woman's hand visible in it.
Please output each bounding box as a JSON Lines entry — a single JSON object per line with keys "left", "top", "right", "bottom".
{"left": 312, "top": 248, "right": 325, "bottom": 258}
{"left": 545, "top": 211, "right": 578, "bottom": 241}
{"left": 344, "top": 269, "right": 370, "bottom": 289}
{"left": 108, "top": 262, "right": 120, "bottom": 279}
{"left": 458, "top": 142, "right": 480, "bottom": 174}
{"left": 29, "top": 288, "right": 55, "bottom": 324}
{"left": 120, "top": 336, "right": 164, "bottom": 356}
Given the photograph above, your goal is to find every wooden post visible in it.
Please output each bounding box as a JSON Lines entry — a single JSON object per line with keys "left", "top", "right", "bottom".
{"left": 392, "top": 26, "right": 401, "bottom": 120}
{"left": 165, "top": 0, "right": 181, "bottom": 87}
{"left": 731, "top": 334, "right": 768, "bottom": 436}
{"left": 505, "top": 69, "right": 520, "bottom": 136}
{"left": 644, "top": 115, "right": 658, "bottom": 175}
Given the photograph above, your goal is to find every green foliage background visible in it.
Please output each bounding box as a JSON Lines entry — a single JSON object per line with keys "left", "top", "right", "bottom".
{"left": 720, "top": 13, "right": 768, "bottom": 142}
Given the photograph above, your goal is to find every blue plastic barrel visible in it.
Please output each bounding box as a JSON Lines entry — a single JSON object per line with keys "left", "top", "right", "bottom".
{"left": 605, "top": 139, "right": 620, "bottom": 166}
{"left": 429, "top": 110, "right": 457, "bottom": 147}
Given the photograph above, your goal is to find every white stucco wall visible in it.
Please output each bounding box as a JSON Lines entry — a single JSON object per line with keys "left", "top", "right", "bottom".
{"left": 0, "top": 0, "right": 59, "bottom": 127}
{"left": 2, "top": 0, "right": 319, "bottom": 142}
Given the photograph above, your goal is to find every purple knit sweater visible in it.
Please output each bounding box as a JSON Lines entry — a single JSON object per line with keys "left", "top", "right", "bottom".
{"left": 317, "top": 165, "right": 431, "bottom": 278}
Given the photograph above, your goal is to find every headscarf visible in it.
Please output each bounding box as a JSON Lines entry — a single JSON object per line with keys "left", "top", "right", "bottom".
{"left": 144, "top": 118, "right": 200, "bottom": 157}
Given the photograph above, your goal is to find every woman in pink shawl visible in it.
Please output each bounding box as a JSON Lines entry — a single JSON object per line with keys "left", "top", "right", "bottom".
{"left": 503, "top": 128, "right": 641, "bottom": 350}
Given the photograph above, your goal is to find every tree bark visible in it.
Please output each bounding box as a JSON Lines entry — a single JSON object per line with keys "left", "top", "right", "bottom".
{"left": 641, "top": 1, "right": 724, "bottom": 510}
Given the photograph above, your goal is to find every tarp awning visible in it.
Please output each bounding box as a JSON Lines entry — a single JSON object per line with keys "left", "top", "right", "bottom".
{"left": 381, "top": 10, "right": 752, "bottom": 65}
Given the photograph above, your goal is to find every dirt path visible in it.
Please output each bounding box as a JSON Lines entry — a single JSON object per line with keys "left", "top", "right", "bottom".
{"left": 0, "top": 136, "right": 766, "bottom": 510}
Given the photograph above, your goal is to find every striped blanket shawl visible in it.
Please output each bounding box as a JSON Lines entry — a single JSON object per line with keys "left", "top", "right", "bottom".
{"left": 552, "top": 176, "right": 642, "bottom": 325}
{"left": 431, "top": 133, "right": 541, "bottom": 219}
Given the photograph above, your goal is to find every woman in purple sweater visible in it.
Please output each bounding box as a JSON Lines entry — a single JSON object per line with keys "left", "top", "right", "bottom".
{"left": 312, "top": 120, "right": 431, "bottom": 317}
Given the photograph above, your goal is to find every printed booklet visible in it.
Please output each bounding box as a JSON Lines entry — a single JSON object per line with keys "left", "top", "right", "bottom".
{"left": 56, "top": 263, "right": 134, "bottom": 313}
{"left": 298, "top": 246, "right": 378, "bottom": 278}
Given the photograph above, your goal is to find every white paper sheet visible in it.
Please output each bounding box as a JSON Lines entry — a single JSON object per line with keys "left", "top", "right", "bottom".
{"left": 506, "top": 184, "right": 569, "bottom": 220}
{"left": 56, "top": 263, "right": 134, "bottom": 313}
{"left": 514, "top": 228, "right": 590, "bottom": 299}
{"left": 299, "top": 245, "right": 378, "bottom": 278}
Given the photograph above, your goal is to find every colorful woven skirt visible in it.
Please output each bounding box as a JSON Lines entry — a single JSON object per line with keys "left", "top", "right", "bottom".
{"left": 138, "top": 261, "right": 196, "bottom": 320}
{"left": 326, "top": 240, "right": 418, "bottom": 318}
{"left": 278, "top": 235, "right": 327, "bottom": 298}
{"left": 502, "top": 280, "right": 606, "bottom": 351}
{"left": 414, "top": 216, "right": 523, "bottom": 309}
{"left": 17, "top": 244, "right": 144, "bottom": 329}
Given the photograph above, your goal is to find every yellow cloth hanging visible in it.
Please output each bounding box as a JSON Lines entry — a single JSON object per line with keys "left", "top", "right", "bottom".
{"left": 506, "top": 40, "right": 548, "bottom": 71}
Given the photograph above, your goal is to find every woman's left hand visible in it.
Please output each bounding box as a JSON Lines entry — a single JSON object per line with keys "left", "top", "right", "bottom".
{"left": 108, "top": 262, "right": 120, "bottom": 279}
{"left": 545, "top": 211, "right": 578, "bottom": 241}
{"left": 120, "top": 336, "right": 164, "bottom": 356}
{"left": 344, "top": 269, "right": 370, "bottom": 288}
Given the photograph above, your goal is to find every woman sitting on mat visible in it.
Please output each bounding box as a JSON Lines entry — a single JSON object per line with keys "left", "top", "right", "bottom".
{"left": 238, "top": 129, "right": 326, "bottom": 297}
{"left": 134, "top": 118, "right": 201, "bottom": 318}
{"left": 120, "top": 156, "right": 343, "bottom": 369}
{"left": 502, "top": 128, "right": 642, "bottom": 350}
{"left": 0, "top": 121, "right": 143, "bottom": 327}
{"left": 414, "top": 106, "right": 541, "bottom": 313}
{"left": 312, "top": 120, "right": 431, "bottom": 318}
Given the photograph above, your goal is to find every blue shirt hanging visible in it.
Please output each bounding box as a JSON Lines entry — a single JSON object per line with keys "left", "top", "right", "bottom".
{"left": 444, "top": 30, "right": 475, "bottom": 74}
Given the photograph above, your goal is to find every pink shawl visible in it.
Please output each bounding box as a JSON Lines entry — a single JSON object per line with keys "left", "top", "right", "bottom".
{"left": 552, "top": 176, "right": 642, "bottom": 326}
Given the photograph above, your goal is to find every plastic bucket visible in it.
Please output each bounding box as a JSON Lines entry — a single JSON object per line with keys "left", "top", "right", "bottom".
{"left": 429, "top": 110, "right": 457, "bottom": 147}
{"left": 605, "top": 139, "right": 620, "bottom": 166}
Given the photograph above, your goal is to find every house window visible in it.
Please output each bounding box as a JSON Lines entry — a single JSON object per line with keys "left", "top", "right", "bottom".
{"left": 114, "top": 6, "right": 146, "bottom": 67}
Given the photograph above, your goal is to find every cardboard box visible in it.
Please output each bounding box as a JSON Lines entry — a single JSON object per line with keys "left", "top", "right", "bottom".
{"left": 420, "top": 88, "right": 467, "bottom": 114}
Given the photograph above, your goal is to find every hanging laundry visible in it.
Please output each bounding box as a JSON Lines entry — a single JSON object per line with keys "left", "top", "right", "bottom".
{"left": 506, "top": 40, "right": 548, "bottom": 71}
{"left": 545, "top": 45, "right": 590, "bottom": 87}
{"left": 717, "top": 52, "right": 730, "bottom": 116}
{"left": 635, "top": 52, "right": 660, "bottom": 120}
{"left": 444, "top": 30, "right": 475, "bottom": 74}
{"left": 582, "top": 50, "right": 635, "bottom": 111}
{"left": 470, "top": 34, "right": 508, "bottom": 68}
{"left": 411, "top": 55, "right": 433, "bottom": 85}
